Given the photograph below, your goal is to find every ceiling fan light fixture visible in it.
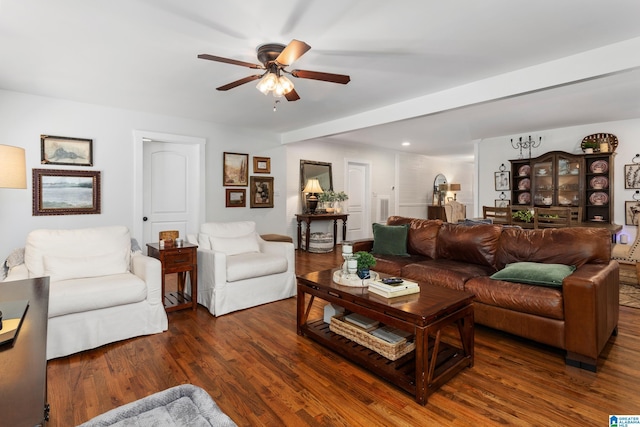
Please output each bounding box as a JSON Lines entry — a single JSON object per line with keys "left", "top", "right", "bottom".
{"left": 256, "top": 72, "right": 278, "bottom": 95}
{"left": 278, "top": 75, "right": 294, "bottom": 95}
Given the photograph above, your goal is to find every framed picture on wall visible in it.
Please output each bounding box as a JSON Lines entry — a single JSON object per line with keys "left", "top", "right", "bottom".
{"left": 494, "top": 171, "right": 510, "bottom": 191}
{"left": 495, "top": 199, "right": 510, "bottom": 208}
{"left": 625, "top": 200, "right": 640, "bottom": 226}
{"left": 223, "top": 152, "right": 248, "bottom": 186}
{"left": 225, "top": 189, "right": 246, "bottom": 207}
{"left": 32, "top": 169, "right": 101, "bottom": 216}
{"left": 253, "top": 156, "right": 271, "bottom": 174}
{"left": 624, "top": 164, "right": 640, "bottom": 189}
{"left": 250, "top": 176, "right": 274, "bottom": 208}
{"left": 41, "top": 134, "right": 93, "bottom": 166}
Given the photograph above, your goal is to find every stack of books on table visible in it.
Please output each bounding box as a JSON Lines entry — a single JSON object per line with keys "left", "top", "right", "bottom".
{"left": 367, "top": 278, "right": 420, "bottom": 298}
{"left": 370, "top": 325, "right": 412, "bottom": 344}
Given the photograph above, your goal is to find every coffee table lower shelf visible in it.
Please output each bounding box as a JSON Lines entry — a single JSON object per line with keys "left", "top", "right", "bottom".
{"left": 301, "top": 318, "right": 468, "bottom": 401}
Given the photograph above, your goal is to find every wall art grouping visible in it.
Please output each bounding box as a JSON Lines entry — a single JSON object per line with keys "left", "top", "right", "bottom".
{"left": 223, "top": 152, "right": 273, "bottom": 208}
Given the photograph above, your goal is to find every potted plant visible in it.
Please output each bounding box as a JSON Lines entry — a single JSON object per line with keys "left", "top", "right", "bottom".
{"left": 512, "top": 209, "right": 534, "bottom": 223}
{"left": 355, "top": 251, "right": 376, "bottom": 279}
{"left": 582, "top": 140, "right": 598, "bottom": 154}
{"left": 317, "top": 191, "right": 335, "bottom": 212}
{"left": 333, "top": 191, "right": 349, "bottom": 213}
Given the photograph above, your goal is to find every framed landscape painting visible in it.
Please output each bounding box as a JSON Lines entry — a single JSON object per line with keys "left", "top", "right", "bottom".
{"left": 223, "top": 152, "right": 248, "bottom": 186}
{"left": 41, "top": 134, "right": 93, "bottom": 166}
{"left": 253, "top": 156, "right": 271, "bottom": 174}
{"left": 33, "top": 169, "right": 101, "bottom": 216}
{"left": 226, "top": 189, "right": 246, "bottom": 207}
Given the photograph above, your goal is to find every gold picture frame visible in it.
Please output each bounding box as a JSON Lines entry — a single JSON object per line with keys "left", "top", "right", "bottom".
{"left": 223, "top": 152, "right": 248, "bottom": 186}
{"left": 33, "top": 169, "right": 101, "bottom": 216}
{"left": 226, "top": 189, "right": 246, "bottom": 207}
{"left": 253, "top": 156, "right": 271, "bottom": 174}
{"left": 250, "top": 176, "right": 274, "bottom": 208}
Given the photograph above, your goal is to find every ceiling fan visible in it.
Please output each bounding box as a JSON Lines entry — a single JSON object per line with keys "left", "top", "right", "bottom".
{"left": 198, "top": 39, "right": 350, "bottom": 101}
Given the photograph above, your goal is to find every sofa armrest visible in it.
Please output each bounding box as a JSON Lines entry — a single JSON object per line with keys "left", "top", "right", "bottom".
{"left": 3, "top": 263, "right": 29, "bottom": 282}
{"left": 259, "top": 240, "right": 295, "bottom": 272}
{"left": 563, "top": 260, "right": 619, "bottom": 364}
{"left": 131, "top": 254, "right": 163, "bottom": 305}
{"left": 197, "top": 248, "right": 228, "bottom": 285}
{"left": 352, "top": 239, "right": 374, "bottom": 253}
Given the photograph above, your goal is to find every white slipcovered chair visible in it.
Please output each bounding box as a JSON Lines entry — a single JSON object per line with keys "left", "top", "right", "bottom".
{"left": 3, "top": 226, "right": 168, "bottom": 359}
{"left": 189, "top": 221, "right": 296, "bottom": 316}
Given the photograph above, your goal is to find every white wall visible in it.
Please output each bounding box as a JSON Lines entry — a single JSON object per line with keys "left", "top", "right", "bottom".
{"left": 0, "top": 90, "right": 287, "bottom": 260}
{"left": 285, "top": 139, "right": 476, "bottom": 245}
{"left": 476, "top": 118, "right": 640, "bottom": 242}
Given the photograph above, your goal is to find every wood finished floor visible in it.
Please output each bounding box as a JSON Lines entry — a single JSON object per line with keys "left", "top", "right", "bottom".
{"left": 47, "top": 248, "right": 640, "bottom": 426}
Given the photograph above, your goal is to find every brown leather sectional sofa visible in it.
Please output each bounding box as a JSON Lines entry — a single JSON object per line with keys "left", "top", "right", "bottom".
{"left": 352, "top": 216, "right": 619, "bottom": 371}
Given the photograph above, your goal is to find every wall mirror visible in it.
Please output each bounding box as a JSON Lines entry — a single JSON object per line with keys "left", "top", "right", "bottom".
{"left": 300, "top": 160, "right": 333, "bottom": 192}
{"left": 433, "top": 173, "right": 447, "bottom": 205}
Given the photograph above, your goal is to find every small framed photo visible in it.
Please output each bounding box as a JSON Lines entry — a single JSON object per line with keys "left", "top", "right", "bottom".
{"left": 495, "top": 171, "right": 510, "bottom": 191}
{"left": 250, "top": 176, "right": 274, "bottom": 208}
{"left": 624, "top": 164, "right": 640, "bottom": 189}
{"left": 625, "top": 201, "right": 640, "bottom": 226}
{"left": 225, "top": 188, "right": 246, "bottom": 207}
{"left": 223, "top": 152, "right": 249, "bottom": 186}
{"left": 495, "top": 199, "right": 510, "bottom": 208}
{"left": 33, "top": 169, "right": 101, "bottom": 216}
{"left": 41, "top": 135, "right": 93, "bottom": 166}
{"left": 253, "top": 156, "right": 271, "bottom": 174}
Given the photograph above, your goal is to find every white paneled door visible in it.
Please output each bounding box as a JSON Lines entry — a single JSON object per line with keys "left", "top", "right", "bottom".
{"left": 142, "top": 141, "right": 200, "bottom": 245}
{"left": 346, "top": 161, "right": 371, "bottom": 241}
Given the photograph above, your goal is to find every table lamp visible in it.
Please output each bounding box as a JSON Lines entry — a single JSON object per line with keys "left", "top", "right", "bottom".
{"left": 302, "top": 178, "right": 323, "bottom": 213}
{"left": 0, "top": 144, "right": 27, "bottom": 189}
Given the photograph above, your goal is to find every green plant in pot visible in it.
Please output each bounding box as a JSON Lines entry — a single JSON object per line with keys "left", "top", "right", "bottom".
{"left": 355, "top": 251, "right": 376, "bottom": 279}
{"left": 512, "top": 209, "right": 534, "bottom": 223}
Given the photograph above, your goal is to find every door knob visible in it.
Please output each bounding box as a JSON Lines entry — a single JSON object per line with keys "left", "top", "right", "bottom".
{"left": 143, "top": 217, "right": 148, "bottom": 221}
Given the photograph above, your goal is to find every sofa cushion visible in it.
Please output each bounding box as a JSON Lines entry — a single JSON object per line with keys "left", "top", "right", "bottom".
{"left": 387, "top": 216, "right": 441, "bottom": 259}
{"left": 495, "top": 227, "right": 611, "bottom": 270}
{"left": 210, "top": 233, "right": 260, "bottom": 256}
{"left": 401, "top": 259, "right": 496, "bottom": 291}
{"left": 226, "top": 252, "right": 287, "bottom": 282}
{"left": 48, "top": 273, "right": 147, "bottom": 318}
{"left": 465, "top": 276, "right": 564, "bottom": 320}
{"left": 490, "top": 262, "right": 575, "bottom": 287}
{"left": 371, "top": 223, "right": 409, "bottom": 256}
{"left": 436, "top": 223, "right": 502, "bottom": 268}
{"left": 43, "top": 249, "right": 129, "bottom": 282}
{"left": 25, "top": 226, "right": 132, "bottom": 278}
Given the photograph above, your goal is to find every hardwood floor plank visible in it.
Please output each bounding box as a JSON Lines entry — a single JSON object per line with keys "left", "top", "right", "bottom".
{"left": 46, "top": 248, "right": 640, "bottom": 426}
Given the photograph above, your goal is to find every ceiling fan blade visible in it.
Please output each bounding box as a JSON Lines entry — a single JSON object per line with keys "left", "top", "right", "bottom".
{"left": 198, "top": 54, "right": 264, "bottom": 69}
{"left": 275, "top": 39, "right": 311, "bottom": 66}
{"left": 216, "top": 75, "right": 262, "bottom": 91}
{"left": 285, "top": 89, "right": 300, "bottom": 102}
{"left": 290, "top": 69, "right": 350, "bottom": 84}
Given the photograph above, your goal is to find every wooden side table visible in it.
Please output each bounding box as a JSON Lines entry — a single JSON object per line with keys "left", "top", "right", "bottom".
{"left": 147, "top": 242, "right": 198, "bottom": 312}
{"left": 295, "top": 213, "right": 348, "bottom": 252}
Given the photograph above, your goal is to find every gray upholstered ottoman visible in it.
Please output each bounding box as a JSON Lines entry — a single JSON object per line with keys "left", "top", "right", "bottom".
{"left": 78, "top": 384, "right": 236, "bottom": 427}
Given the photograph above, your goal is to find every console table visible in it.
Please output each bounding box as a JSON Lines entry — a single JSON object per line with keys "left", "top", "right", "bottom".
{"left": 296, "top": 213, "right": 348, "bottom": 251}
{"left": 0, "top": 277, "right": 50, "bottom": 426}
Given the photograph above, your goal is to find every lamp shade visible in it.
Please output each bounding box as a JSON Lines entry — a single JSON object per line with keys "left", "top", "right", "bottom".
{"left": 302, "top": 178, "right": 324, "bottom": 194}
{"left": 0, "top": 144, "right": 27, "bottom": 189}
{"left": 448, "top": 183, "right": 461, "bottom": 192}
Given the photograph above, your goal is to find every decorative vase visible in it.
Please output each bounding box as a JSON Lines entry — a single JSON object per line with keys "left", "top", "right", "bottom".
{"left": 333, "top": 201, "right": 342, "bottom": 213}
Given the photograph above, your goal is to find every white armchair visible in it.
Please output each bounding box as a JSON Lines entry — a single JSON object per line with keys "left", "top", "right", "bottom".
{"left": 191, "top": 221, "right": 296, "bottom": 316}
{"left": 3, "top": 226, "right": 168, "bottom": 359}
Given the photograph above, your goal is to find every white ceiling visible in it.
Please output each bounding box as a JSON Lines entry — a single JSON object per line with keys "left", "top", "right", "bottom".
{"left": 2, "top": 0, "right": 640, "bottom": 157}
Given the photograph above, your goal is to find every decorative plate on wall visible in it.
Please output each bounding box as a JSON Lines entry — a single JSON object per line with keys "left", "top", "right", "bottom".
{"left": 518, "top": 192, "right": 531, "bottom": 204}
{"left": 590, "top": 160, "right": 609, "bottom": 174}
{"left": 518, "top": 165, "right": 531, "bottom": 176}
{"left": 590, "top": 176, "right": 609, "bottom": 189}
{"left": 589, "top": 192, "right": 609, "bottom": 206}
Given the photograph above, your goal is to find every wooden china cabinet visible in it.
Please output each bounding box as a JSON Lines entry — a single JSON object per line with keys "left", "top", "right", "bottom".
{"left": 510, "top": 150, "right": 615, "bottom": 223}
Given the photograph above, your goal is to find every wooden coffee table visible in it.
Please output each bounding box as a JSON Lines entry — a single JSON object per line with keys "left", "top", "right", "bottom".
{"left": 297, "top": 269, "right": 474, "bottom": 405}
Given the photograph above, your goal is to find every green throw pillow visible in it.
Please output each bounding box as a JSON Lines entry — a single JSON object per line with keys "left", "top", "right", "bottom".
{"left": 371, "top": 223, "right": 409, "bottom": 256}
{"left": 490, "top": 262, "right": 576, "bottom": 287}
